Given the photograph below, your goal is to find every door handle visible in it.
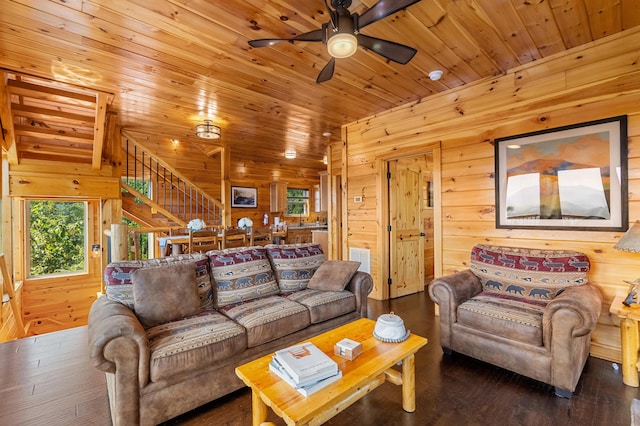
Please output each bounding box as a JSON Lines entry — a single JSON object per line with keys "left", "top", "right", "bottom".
{"left": 419, "top": 232, "right": 426, "bottom": 237}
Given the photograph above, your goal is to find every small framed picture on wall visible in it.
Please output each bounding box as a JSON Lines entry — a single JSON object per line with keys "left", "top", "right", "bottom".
{"left": 231, "top": 186, "right": 257, "bottom": 208}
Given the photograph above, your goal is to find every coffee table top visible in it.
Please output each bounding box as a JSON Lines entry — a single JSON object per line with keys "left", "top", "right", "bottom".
{"left": 235, "top": 317, "right": 428, "bottom": 425}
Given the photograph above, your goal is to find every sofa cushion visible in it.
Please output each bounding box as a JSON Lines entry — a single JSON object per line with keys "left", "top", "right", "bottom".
{"left": 284, "top": 289, "right": 356, "bottom": 324}
{"left": 470, "top": 244, "right": 590, "bottom": 302}
{"left": 104, "top": 254, "right": 214, "bottom": 311}
{"left": 132, "top": 261, "right": 201, "bottom": 328}
{"left": 457, "top": 292, "right": 548, "bottom": 346}
{"left": 208, "top": 246, "right": 279, "bottom": 308}
{"left": 146, "top": 310, "right": 247, "bottom": 382}
{"left": 218, "top": 295, "right": 310, "bottom": 347}
{"left": 307, "top": 260, "right": 361, "bottom": 291}
{"left": 266, "top": 243, "right": 325, "bottom": 291}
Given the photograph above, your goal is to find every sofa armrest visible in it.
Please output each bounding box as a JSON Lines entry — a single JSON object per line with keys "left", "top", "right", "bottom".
{"left": 88, "top": 296, "right": 150, "bottom": 389}
{"left": 543, "top": 283, "right": 603, "bottom": 341}
{"left": 428, "top": 269, "right": 482, "bottom": 310}
{"left": 345, "top": 271, "right": 374, "bottom": 318}
{"left": 428, "top": 270, "right": 481, "bottom": 349}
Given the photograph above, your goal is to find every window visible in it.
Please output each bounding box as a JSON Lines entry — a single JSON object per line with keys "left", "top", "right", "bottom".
{"left": 286, "top": 188, "right": 309, "bottom": 216}
{"left": 27, "top": 200, "right": 88, "bottom": 278}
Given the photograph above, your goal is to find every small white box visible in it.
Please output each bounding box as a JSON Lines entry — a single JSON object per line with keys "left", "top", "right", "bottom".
{"left": 334, "top": 338, "right": 363, "bottom": 361}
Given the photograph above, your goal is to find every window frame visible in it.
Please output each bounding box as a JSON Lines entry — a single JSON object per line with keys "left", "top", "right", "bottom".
{"left": 285, "top": 187, "right": 310, "bottom": 218}
{"left": 20, "top": 197, "right": 101, "bottom": 283}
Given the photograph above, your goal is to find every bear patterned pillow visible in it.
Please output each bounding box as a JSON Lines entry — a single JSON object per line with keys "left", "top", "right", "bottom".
{"left": 307, "top": 260, "right": 361, "bottom": 292}
{"left": 132, "top": 261, "right": 200, "bottom": 328}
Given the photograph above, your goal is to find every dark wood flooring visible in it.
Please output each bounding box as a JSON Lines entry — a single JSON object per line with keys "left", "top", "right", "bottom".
{"left": 1, "top": 293, "right": 638, "bottom": 425}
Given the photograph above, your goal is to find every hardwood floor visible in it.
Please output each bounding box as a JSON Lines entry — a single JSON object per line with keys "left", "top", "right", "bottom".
{"left": 1, "top": 293, "right": 637, "bottom": 425}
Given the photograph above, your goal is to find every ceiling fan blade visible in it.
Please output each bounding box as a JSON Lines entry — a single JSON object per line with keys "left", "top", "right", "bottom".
{"left": 316, "top": 57, "right": 336, "bottom": 83}
{"left": 358, "top": 0, "right": 422, "bottom": 29}
{"left": 248, "top": 28, "right": 324, "bottom": 48}
{"left": 357, "top": 34, "right": 417, "bottom": 64}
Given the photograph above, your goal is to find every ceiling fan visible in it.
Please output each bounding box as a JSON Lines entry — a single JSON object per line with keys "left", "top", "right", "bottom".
{"left": 248, "top": 0, "right": 422, "bottom": 83}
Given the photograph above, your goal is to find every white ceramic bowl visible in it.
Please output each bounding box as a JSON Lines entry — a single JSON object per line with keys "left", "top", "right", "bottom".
{"left": 373, "top": 312, "right": 410, "bottom": 343}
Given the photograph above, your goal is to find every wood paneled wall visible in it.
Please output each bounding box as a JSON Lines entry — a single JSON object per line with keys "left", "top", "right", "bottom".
{"left": 339, "top": 27, "right": 640, "bottom": 362}
{"left": 225, "top": 157, "right": 323, "bottom": 228}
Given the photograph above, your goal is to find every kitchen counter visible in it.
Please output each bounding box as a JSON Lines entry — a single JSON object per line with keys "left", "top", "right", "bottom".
{"left": 286, "top": 224, "right": 328, "bottom": 230}
{"left": 286, "top": 225, "right": 326, "bottom": 244}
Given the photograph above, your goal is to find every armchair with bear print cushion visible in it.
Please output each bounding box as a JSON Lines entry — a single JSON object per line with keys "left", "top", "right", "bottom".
{"left": 428, "top": 244, "right": 602, "bottom": 397}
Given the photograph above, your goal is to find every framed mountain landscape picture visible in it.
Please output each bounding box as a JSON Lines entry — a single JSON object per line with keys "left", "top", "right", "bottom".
{"left": 495, "top": 115, "right": 628, "bottom": 231}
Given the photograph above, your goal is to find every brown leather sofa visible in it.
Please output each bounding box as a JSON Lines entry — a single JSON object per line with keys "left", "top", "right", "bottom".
{"left": 428, "top": 244, "right": 602, "bottom": 397}
{"left": 88, "top": 243, "right": 372, "bottom": 425}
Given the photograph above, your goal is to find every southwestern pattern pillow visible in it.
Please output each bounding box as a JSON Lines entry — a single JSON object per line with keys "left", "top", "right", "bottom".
{"left": 208, "top": 246, "right": 279, "bottom": 307}
{"left": 266, "top": 243, "right": 326, "bottom": 291}
{"left": 104, "top": 254, "right": 214, "bottom": 310}
{"left": 470, "top": 244, "right": 590, "bottom": 302}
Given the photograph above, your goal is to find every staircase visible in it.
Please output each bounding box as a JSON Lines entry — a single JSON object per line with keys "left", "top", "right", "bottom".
{"left": 121, "top": 138, "right": 224, "bottom": 230}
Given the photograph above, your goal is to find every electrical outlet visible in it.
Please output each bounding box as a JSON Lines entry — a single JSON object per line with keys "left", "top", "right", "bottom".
{"left": 354, "top": 196, "right": 363, "bottom": 203}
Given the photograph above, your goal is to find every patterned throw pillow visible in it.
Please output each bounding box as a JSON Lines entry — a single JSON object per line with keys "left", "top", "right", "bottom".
{"left": 104, "top": 254, "right": 214, "bottom": 310}
{"left": 208, "top": 246, "right": 280, "bottom": 308}
{"left": 266, "top": 243, "right": 326, "bottom": 292}
{"left": 470, "top": 244, "right": 590, "bottom": 302}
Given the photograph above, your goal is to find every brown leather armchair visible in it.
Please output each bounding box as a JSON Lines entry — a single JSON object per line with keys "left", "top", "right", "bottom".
{"left": 428, "top": 244, "right": 602, "bottom": 397}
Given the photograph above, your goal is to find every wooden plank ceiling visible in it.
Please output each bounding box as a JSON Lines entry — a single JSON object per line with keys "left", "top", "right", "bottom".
{"left": 1, "top": 0, "right": 640, "bottom": 174}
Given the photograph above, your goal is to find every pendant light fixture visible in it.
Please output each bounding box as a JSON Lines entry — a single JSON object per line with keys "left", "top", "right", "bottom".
{"left": 195, "top": 120, "right": 221, "bottom": 139}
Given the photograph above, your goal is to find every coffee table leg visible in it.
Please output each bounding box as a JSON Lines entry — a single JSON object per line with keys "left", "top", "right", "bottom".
{"left": 251, "top": 388, "right": 268, "bottom": 426}
{"left": 401, "top": 353, "right": 416, "bottom": 412}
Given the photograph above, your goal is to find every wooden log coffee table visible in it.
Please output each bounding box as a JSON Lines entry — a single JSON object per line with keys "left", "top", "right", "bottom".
{"left": 235, "top": 318, "right": 428, "bottom": 426}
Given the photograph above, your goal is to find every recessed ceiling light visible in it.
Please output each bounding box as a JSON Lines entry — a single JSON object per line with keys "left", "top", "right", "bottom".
{"left": 322, "top": 131, "right": 332, "bottom": 137}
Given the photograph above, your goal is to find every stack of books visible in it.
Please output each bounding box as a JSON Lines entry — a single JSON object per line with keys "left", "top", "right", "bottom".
{"left": 269, "top": 342, "right": 341, "bottom": 396}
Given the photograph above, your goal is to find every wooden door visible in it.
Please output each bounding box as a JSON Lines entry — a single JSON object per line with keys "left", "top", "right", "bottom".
{"left": 389, "top": 157, "right": 425, "bottom": 298}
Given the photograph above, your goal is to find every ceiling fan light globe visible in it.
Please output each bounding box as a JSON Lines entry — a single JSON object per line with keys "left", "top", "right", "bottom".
{"left": 327, "top": 33, "right": 357, "bottom": 58}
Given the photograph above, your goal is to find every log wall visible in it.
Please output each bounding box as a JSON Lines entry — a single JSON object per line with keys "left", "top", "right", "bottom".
{"left": 339, "top": 27, "right": 640, "bottom": 362}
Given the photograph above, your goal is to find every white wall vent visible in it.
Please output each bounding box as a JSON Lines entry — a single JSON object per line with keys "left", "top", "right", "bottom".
{"left": 349, "top": 248, "right": 371, "bottom": 274}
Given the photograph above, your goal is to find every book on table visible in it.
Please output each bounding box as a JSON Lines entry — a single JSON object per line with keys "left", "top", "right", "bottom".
{"left": 269, "top": 358, "right": 342, "bottom": 397}
{"left": 273, "top": 342, "right": 338, "bottom": 383}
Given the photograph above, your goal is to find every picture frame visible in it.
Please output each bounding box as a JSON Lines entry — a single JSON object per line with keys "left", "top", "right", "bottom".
{"left": 231, "top": 186, "right": 257, "bottom": 208}
{"left": 495, "top": 115, "right": 628, "bottom": 231}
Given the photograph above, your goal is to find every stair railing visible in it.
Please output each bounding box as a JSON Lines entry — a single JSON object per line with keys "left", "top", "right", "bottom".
{"left": 122, "top": 137, "right": 224, "bottom": 227}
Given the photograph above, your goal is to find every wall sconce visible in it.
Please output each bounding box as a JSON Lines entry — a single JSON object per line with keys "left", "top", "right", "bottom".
{"left": 323, "top": 155, "right": 328, "bottom": 165}
{"left": 91, "top": 244, "right": 101, "bottom": 258}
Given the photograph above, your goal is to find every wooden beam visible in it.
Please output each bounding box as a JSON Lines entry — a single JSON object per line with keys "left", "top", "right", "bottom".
{"left": 10, "top": 103, "right": 94, "bottom": 124}
{"left": 92, "top": 92, "right": 108, "bottom": 170}
{"left": 221, "top": 146, "right": 231, "bottom": 227}
{"left": 13, "top": 124, "right": 93, "bottom": 144}
{"left": 7, "top": 78, "right": 97, "bottom": 104}
{"left": 0, "top": 73, "right": 18, "bottom": 165}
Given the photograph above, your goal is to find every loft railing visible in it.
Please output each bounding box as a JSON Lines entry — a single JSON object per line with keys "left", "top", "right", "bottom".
{"left": 122, "top": 137, "right": 224, "bottom": 227}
